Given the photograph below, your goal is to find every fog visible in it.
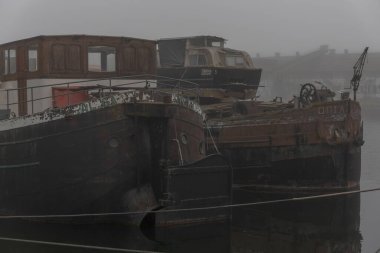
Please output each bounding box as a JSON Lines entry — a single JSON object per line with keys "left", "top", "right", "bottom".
{"left": 1, "top": 0, "right": 380, "bottom": 56}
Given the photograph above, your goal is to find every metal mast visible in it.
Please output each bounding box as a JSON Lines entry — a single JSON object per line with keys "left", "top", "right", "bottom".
{"left": 351, "top": 47, "right": 369, "bottom": 101}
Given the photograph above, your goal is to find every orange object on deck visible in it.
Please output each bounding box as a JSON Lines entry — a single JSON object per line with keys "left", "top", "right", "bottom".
{"left": 52, "top": 87, "right": 89, "bottom": 108}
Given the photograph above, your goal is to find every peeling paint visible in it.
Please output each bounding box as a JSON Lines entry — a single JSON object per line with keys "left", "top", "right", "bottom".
{"left": 171, "top": 94, "right": 204, "bottom": 118}
{"left": 0, "top": 90, "right": 204, "bottom": 132}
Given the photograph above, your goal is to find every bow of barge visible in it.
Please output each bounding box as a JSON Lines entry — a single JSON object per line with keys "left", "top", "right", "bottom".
{"left": 0, "top": 35, "right": 231, "bottom": 224}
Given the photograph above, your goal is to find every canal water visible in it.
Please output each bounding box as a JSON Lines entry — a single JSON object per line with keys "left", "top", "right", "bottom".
{"left": 0, "top": 117, "right": 378, "bottom": 253}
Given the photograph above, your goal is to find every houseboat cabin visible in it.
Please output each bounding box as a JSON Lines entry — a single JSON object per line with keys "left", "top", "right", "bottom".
{"left": 0, "top": 35, "right": 156, "bottom": 116}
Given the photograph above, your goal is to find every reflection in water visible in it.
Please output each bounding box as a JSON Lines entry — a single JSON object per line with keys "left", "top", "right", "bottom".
{"left": 0, "top": 221, "right": 157, "bottom": 253}
{"left": 231, "top": 191, "right": 362, "bottom": 253}
{"left": 152, "top": 222, "right": 230, "bottom": 253}
{"left": 148, "top": 190, "right": 361, "bottom": 253}
{"left": 0, "top": 191, "right": 363, "bottom": 252}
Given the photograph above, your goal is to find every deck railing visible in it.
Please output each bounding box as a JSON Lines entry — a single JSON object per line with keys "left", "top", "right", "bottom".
{"left": 0, "top": 74, "right": 200, "bottom": 117}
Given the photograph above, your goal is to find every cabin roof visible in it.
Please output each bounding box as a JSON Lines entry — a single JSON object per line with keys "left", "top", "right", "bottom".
{"left": 0, "top": 34, "right": 156, "bottom": 47}
{"left": 158, "top": 35, "right": 226, "bottom": 42}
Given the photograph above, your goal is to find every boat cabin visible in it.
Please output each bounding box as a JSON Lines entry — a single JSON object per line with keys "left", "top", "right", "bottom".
{"left": 158, "top": 35, "right": 254, "bottom": 69}
{"left": 157, "top": 35, "right": 262, "bottom": 90}
{"left": 0, "top": 35, "right": 156, "bottom": 116}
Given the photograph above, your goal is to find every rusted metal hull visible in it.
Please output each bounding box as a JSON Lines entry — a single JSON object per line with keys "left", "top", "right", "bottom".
{"left": 0, "top": 104, "right": 138, "bottom": 216}
{"left": 0, "top": 93, "right": 210, "bottom": 222}
{"left": 152, "top": 154, "right": 232, "bottom": 227}
{"left": 121, "top": 154, "right": 232, "bottom": 227}
{"left": 226, "top": 144, "right": 360, "bottom": 192}
{"left": 207, "top": 100, "right": 363, "bottom": 192}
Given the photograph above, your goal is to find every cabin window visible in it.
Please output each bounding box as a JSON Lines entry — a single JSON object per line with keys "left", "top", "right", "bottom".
{"left": 188, "top": 54, "right": 207, "bottom": 66}
{"left": 28, "top": 46, "right": 38, "bottom": 72}
{"left": 88, "top": 46, "right": 116, "bottom": 72}
{"left": 3, "top": 50, "right": 8, "bottom": 74}
{"left": 3, "top": 49, "right": 16, "bottom": 74}
{"left": 211, "top": 41, "right": 223, "bottom": 47}
{"left": 226, "top": 55, "right": 245, "bottom": 67}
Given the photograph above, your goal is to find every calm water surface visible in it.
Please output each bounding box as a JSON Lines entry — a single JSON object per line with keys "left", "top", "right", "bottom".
{"left": 359, "top": 118, "right": 380, "bottom": 253}
{"left": 0, "top": 118, "right": 379, "bottom": 253}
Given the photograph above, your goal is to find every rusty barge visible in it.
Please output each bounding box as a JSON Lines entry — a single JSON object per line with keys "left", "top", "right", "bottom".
{"left": 204, "top": 88, "right": 363, "bottom": 192}
{"left": 0, "top": 35, "right": 231, "bottom": 225}
{"left": 157, "top": 36, "right": 364, "bottom": 193}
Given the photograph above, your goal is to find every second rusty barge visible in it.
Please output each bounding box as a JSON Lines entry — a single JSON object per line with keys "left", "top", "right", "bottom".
{"left": 157, "top": 36, "right": 364, "bottom": 193}
{"left": 204, "top": 87, "right": 363, "bottom": 192}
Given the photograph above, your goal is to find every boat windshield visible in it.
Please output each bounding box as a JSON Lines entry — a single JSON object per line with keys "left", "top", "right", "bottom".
{"left": 211, "top": 41, "right": 223, "bottom": 47}
{"left": 188, "top": 54, "right": 207, "bottom": 66}
{"left": 225, "top": 54, "right": 245, "bottom": 67}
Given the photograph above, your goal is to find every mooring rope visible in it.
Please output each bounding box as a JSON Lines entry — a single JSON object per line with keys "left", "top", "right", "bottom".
{"left": 204, "top": 120, "right": 220, "bottom": 154}
{"left": 0, "top": 186, "right": 379, "bottom": 220}
{"left": 0, "top": 236, "right": 162, "bottom": 253}
{"left": 0, "top": 187, "right": 377, "bottom": 252}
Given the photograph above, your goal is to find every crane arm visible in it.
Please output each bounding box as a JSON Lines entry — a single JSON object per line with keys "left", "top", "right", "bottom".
{"left": 351, "top": 47, "right": 369, "bottom": 100}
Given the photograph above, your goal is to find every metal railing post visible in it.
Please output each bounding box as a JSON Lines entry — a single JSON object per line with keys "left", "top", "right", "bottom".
{"left": 109, "top": 78, "right": 112, "bottom": 94}
{"left": 6, "top": 90, "right": 9, "bottom": 110}
{"left": 31, "top": 87, "right": 34, "bottom": 114}
{"left": 67, "top": 83, "right": 70, "bottom": 105}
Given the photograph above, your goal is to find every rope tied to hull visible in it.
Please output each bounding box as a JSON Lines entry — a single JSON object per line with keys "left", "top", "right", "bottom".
{"left": 0, "top": 186, "right": 378, "bottom": 220}
{"left": 204, "top": 120, "right": 220, "bottom": 154}
{"left": 0, "top": 236, "right": 163, "bottom": 253}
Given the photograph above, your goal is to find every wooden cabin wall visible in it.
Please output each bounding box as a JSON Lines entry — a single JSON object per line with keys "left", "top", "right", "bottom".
{"left": 40, "top": 36, "right": 156, "bottom": 78}
{"left": 0, "top": 35, "right": 157, "bottom": 116}
{"left": 0, "top": 35, "right": 157, "bottom": 82}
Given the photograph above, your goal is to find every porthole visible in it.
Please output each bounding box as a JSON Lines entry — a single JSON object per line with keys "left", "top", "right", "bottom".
{"left": 108, "top": 138, "right": 119, "bottom": 148}
{"left": 180, "top": 133, "right": 188, "bottom": 145}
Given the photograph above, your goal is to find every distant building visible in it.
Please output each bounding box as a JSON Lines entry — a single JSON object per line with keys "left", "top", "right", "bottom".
{"left": 253, "top": 46, "right": 380, "bottom": 100}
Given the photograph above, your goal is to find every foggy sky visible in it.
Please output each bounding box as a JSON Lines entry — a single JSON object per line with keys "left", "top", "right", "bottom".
{"left": 0, "top": 0, "right": 379, "bottom": 56}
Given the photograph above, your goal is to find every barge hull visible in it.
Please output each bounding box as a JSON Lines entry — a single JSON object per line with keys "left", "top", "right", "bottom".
{"left": 226, "top": 144, "right": 361, "bottom": 192}
{"left": 207, "top": 100, "right": 363, "bottom": 192}
{"left": 0, "top": 99, "right": 205, "bottom": 218}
